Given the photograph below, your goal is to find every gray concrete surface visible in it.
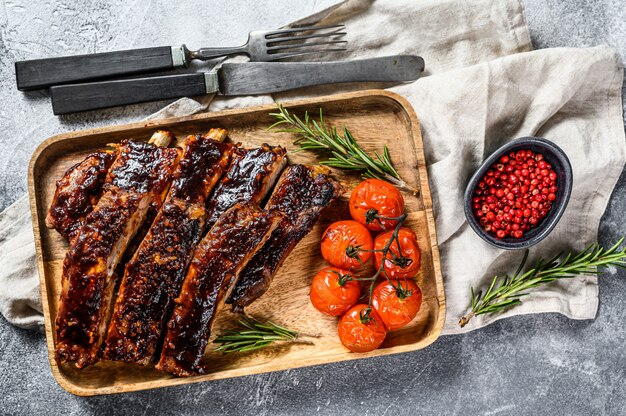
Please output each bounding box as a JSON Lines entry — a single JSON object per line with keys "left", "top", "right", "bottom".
{"left": 1, "top": 0, "right": 626, "bottom": 415}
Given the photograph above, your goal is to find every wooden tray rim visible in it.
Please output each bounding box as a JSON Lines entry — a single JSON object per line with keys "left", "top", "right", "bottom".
{"left": 28, "top": 89, "right": 446, "bottom": 396}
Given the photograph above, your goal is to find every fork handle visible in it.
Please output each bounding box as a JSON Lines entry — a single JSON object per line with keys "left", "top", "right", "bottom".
{"left": 15, "top": 46, "right": 186, "bottom": 91}
{"left": 189, "top": 46, "right": 249, "bottom": 61}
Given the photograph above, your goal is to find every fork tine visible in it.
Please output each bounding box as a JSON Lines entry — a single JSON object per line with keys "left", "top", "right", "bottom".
{"left": 266, "top": 31, "right": 347, "bottom": 45}
{"left": 267, "top": 40, "right": 348, "bottom": 52}
{"left": 263, "top": 24, "right": 346, "bottom": 38}
{"left": 267, "top": 48, "right": 348, "bottom": 61}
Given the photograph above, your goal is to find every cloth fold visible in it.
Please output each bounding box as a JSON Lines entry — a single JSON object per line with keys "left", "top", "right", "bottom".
{"left": 1, "top": 0, "right": 624, "bottom": 336}
{"left": 411, "top": 47, "right": 625, "bottom": 333}
{"left": 0, "top": 195, "right": 43, "bottom": 331}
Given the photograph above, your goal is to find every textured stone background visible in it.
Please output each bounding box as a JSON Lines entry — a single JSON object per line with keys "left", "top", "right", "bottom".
{"left": 1, "top": 0, "right": 626, "bottom": 415}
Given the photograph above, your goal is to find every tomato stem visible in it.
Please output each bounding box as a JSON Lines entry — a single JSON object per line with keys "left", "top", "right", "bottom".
{"left": 329, "top": 269, "right": 354, "bottom": 286}
{"left": 394, "top": 278, "right": 413, "bottom": 300}
{"left": 339, "top": 212, "right": 412, "bottom": 308}
{"left": 365, "top": 209, "right": 407, "bottom": 231}
{"left": 377, "top": 214, "right": 408, "bottom": 222}
{"left": 350, "top": 276, "right": 378, "bottom": 281}
{"left": 345, "top": 244, "right": 360, "bottom": 259}
{"left": 359, "top": 307, "right": 374, "bottom": 324}
{"left": 365, "top": 213, "right": 409, "bottom": 307}
{"left": 365, "top": 208, "right": 380, "bottom": 226}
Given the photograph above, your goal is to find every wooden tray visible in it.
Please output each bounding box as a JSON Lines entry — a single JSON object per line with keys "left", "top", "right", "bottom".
{"left": 29, "top": 90, "right": 445, "bottom": 396}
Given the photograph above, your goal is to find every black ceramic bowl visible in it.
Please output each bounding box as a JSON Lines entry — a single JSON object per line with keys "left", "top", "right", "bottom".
{"left": 464, "top": 137, "right": 573, "bottom": 250}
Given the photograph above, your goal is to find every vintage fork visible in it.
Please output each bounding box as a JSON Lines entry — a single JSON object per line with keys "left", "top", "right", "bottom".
{"left": 187, "top": 24, "right": 347, "bottom": 61}
{"left": 15, "top": 25, "right": 348, "bottom": 91}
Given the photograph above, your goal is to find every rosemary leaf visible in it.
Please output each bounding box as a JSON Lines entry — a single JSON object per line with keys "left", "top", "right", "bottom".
{"left": 459, "top": 238, "right": 626, "bottom": 327}
{"left": 213, "top": 315, "right": 315, "bottom": 354}
{"left": 269, "top": 104, "right": 419, "bottom": 195}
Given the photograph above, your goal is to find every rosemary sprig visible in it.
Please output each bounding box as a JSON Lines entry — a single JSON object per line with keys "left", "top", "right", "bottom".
{"left": 268, "top": 104, "right": 419, "bottom": 195}
{"left": 459, "top": 238, "right": 626, "bottom": 327}
{"left": 213, "top": 315, "right": 317, "bottom": 353}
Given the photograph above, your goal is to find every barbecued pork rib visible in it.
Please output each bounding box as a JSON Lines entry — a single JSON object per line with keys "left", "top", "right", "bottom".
{"left": 228, "top": 165, "right": 343, "bottom": 311}
{"left": 46, "top": 150, "right": 116, "bottom": 240}
{"left": 55, "top": 134, "right": 180, "bottom": 368}
{"left": 45, "top": 130, "right": 175, "bottom": 241}
{"left": 204, "top": 143, "right": 287, "bottom": 228}
{"left": 112, "top": 131, "right": 178, "bottom": 260}
{"left": 104, "top": 129, "right": 232, "bottom": 365}
{"left": 156, "top": 203, "right": 281, "bottom": 377}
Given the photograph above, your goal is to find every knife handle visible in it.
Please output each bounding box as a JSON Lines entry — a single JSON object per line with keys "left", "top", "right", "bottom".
{"left": 50, "top": 73, "right": 207, "bottom": 115}
{"left": 15, "top": 46, "right": 182, "bottom": 91}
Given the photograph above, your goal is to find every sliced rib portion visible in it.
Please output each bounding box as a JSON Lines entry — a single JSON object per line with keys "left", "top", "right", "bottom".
{"left": 115, "top": 130, "right": 178, "bottom": 262}
{"left": 55, "top": 135, "right": 180, "bottom": 368}
{"left": 204, "top": 143, "right": 287, "bottom": 228}
{"left": 104, "top": 129, "right": 232, "bottom": 365}
{"left": 156, "top": 203, "right": 281, "bottom": 377}
{"left": 46, "top": 150, "right": 116, "bottom": 240}
{"left": 228, "top": 165, "right": 344, "bottom": 312}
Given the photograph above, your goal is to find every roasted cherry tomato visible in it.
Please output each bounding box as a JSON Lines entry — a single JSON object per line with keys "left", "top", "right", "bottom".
{"left": 321, "top": 220, "right": 373, "bottom": 269}
{"left": 371, "top": 279, "right": 422, "bottom": 330}
{"left": 349, "top": 179, "right": 405, "bottom": 231}
{"left": 374, "top": 227, "right": 421, "bottom": 279}
{"left": 337, "top": 304, "right": 387, "bottom": 352}
{"left": 310, "top": 267, "right": 361, "bottom": 316}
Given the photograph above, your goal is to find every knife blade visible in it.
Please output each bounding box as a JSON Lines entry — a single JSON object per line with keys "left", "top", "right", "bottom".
{"left": 49, "top": 55, "right": 424, "bottom": 115}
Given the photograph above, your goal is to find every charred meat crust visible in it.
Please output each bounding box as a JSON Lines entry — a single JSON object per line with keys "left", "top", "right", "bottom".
{"left": 169, "top": 132, "right": 231, "bottom": 203}
{"left": 204, "top": 143, "right": 287, "bottom": 228}
{"left": 227, "top": 165, "right": 344, "bottom": 311}
{"left": 156, "top": 203, "right": 281, "bottom": 377}
{"left": 104, "top": 140, "right": 178, "bottom": 195}
{"left": 104, "top": 133, "right": 232, "bottom": 365}
{"left": 54, "top": 140, "right": 180, "bottom": 368}
{"left": 45, "top": 150, "right": 116, "bottom": 240}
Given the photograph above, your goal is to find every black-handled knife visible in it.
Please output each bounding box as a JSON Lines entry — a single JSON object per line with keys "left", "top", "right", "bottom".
{"left": 49, "top": 55, "right": 425, "bottom": 115}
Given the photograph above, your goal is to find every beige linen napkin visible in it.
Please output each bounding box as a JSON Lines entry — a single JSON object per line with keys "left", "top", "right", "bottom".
{"left": 1, "top": 0, "right": 624, "bottom": 336}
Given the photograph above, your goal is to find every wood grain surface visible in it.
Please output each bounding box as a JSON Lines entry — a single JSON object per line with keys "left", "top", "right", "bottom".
{"left": 28, "top": 90, "right": 446, "bottom": 396}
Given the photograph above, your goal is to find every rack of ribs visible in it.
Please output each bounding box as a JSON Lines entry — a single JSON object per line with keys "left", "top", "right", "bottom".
{"left": 204, "top": 143, "right": 287, "bottom": 228}
{"left": 104, "top": 129, "right": 232, "bottom": 365}
{"left": 227, "top": 165, "right": 343, "bottom": 312}
{"left": 45, "top": 150, "right": 116, "bottom": 240}
{"left": 156, "top": 203, "right": 281, "bottom": 377}
{"left": 54, "top": 132, "right": 180, "bottom": 368}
